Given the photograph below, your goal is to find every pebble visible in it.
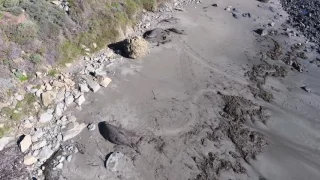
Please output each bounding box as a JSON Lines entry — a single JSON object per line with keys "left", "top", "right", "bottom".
{"left": 301, "top": 86, "right": 311, "bottom": 93}
{"left": 225, "top": 6, "right": 232, "bottom": 11}
{"left": 87, "top": 124, "right": 96, "bottom": 131}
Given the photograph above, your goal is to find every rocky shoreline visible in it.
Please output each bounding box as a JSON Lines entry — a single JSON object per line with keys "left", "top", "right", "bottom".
{"left": 0, "top": 0, "right": 198, "bottom": 179}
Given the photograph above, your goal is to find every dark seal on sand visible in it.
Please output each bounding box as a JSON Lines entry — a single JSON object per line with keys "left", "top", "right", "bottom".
{"left": 98, "top": 121, "right": 134, "bottom": 147}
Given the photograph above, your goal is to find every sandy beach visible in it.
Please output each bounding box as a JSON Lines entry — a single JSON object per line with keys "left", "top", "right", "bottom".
{"left": 46, "top": 0, "right": 320, "bottom": 180}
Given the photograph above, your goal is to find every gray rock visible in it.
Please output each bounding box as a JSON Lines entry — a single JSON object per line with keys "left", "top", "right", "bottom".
{"left": 32, "top": 129, "right": 44, "bottom": 142}
{"left": 79, "top": 83, "right": 90, "bottom": 93}
{"left": 75, "top": 95, "right": 85, "bottom": 106}
{"left": 39, "top": 112, "right": 53, "bottom": 123}
{"left": 55, "top": 90, "right": 65, "bottom": 103}
{"left": 32, "top": 140, "right": 47, "bottom": 150}
{"left": 86, "top": 79, "right": 101, "bottom": 92}
{"left": 55, "top": 102, "right": 65, "bottom": 117}
{"left": 65, "top": 95, "right": 74, "bottom": 106}
{"left": 39, "top": 147, "right": 54, "bottom": 161}
{"left": 63, "top": 122, "right": 86, "bottom": 141}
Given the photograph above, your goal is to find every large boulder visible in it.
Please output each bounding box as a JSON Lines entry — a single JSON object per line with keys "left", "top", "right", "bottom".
{"left": 124, "top": 36, "right": 149, "bottom": 59}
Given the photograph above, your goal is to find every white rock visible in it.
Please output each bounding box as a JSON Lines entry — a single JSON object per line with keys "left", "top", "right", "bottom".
{"left": 86, "top": 79, "right": 100, "bottom": 92}
{"left": 0, "top": 136, "right": 14, "bottom": 151}
{"left": 39, "top": 112, "right": 53, "bottom": 123}
{"left": 56, "top": 162, "right": 63, "bottom": 169}
{"left": 79, "top": 83, "right": 90, "bottom": 93}
{"left": 39, "top": 147, "right": 54, "bottom": 161}
{"left": 66, "top": 155, "right": 72, "bottom": 162}
{"left": 93, "top": 43, "right": 97, "bottom": 49}
{"left": 75, "top": 95, "right": 85, "bottom": 106}
{"left": 23, "top": 155, "right": 37, "bottom": 165}
{"left": 100, "top": 77, "right": 112, "bottom": 87}
{"left": 32, "top": 140, "right": 47, "bottom": 150}
{"left": 63, "top": 122, "right": 86, "bottom": 141}
{"left": 19, "top": 135, "right": 32, "bottom": 152}
{"left": 65, "top": 95, "right": 74, "bottom": 106}
{"left": 225, "top": 6, "right": 232, "bottom": 11}
{"left": 59, "top": 156, "right": 66, "bottom": 163}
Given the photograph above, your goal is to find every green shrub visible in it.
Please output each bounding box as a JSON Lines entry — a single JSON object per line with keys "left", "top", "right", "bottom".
{"left": 3, "top": 0, "right": 19, "bottom": 8}
{"left": 20, "top": 0, "right": 66, "bottom": 40}
{"left": 0, "top": 124, "right": 10, "bottom": 138}
{"left": 5, "top": 21, "right": 38, "bottom": 44}
{"left": 59, "top": 40, "right": 82, "bottom": 65}
{"left": 29, "top": 53, "right": 42, "bottom": 64}
{"left": 140, "top": 0, "right": 156, "bottom": 11}
{"left": 125, "top": 0, "right": 139, "bottom": 19}
{"left": 13, "top": 71, "right": 28, "bottom": 82}
{"left": 6, "top": 6, "right": 24, "bottom": 16}
{"left": 48, "top": 69, "right": 59, "bottom": 77}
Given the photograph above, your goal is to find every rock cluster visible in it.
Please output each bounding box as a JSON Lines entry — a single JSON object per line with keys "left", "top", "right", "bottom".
{"left": 0, "top": 48, "right": 116, "bottom": 179}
